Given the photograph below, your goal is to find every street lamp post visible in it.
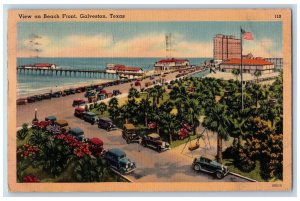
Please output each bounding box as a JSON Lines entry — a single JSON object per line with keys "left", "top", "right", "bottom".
{"left": 32, "top": 108, "right": 38, "bottom": 124}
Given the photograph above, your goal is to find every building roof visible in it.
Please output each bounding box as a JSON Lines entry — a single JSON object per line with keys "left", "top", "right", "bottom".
{"left": 221, "top": 58, "right": 273, "bottom": 66}
{"left": 112, "top": 65, "right": 142, "bottom": 71}
{"left": 157, "top": 58, "right": 189, "bottom": 63}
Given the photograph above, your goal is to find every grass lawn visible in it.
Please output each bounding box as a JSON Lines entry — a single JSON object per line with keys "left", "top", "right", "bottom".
{"left": 222, "top": 159, "right": 265, "bottom": 182}
{"left": 170, "top": 135, "right": 198, "bottom": 149}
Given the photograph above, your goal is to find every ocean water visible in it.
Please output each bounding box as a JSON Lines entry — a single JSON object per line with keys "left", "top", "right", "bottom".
{"left": 17, "top": 57, "right": 210, "bottom": 98}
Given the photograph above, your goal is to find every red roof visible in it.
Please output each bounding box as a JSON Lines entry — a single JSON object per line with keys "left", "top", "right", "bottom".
{"left": 221, "top": 58, "right": 273, "bottom": 66}
{"left": 112, "top": 66, "right": 142, "bottom": 71}
{"left": 157, "top": 59, "right": 188, "bottom": 63}
{"left": 34, "top": 63, "right": 55, "bottom": 67}
{"left": 89, "top": 137, "right": 103, "bottom": 145}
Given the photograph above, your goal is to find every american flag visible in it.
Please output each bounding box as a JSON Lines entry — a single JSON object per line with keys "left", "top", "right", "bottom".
{"left": 241, "top": 28, "right": 254, "bottom": 40}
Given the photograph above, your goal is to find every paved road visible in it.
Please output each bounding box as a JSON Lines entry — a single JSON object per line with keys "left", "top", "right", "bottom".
{"left": 17, "top": 71, "right": 251, "bottom": 182}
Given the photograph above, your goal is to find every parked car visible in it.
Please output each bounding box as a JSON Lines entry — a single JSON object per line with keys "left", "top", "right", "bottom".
{"left": 72, "top": 99, "right": 86, "bottom": 107}
{"left": 141, "top": 133, "right": 170, "bottom": 152}
{"left": 122, "top": 124, "right": 140, "bottom": 144}
{"left": 27, "top": 96, "right": 36, "bottom": 103}
{"left": 45, "top": 116, "right": 57, "bottom": 124}
{"left": 68, "top": 127, "right": 85, "bottom": 141}
{"left": 34, "top": 95, "right": 43, "bottom": 101}
{"left": 55, "top": 119, "right": 70, "bottom": 133}
{"left": 74, "top": 107, "right": 85, "bottom": 118}
{"left": 88, "top": 96, "right": 97, "bottom": 103}
{"left": 52, "top": 91, "right": 63, "bottom": 98}
{"left": 192, "top": 156, "right": 229, "bottom": 179}
{"left": 41, "top": 93, "right": 52, "bottom": 99}
{"left": 96, "top": 86, "right": 104, "bottom": 92}
{"left": 69, "top": 88, "right": 76, "bottom": 94}
{"left": 98, "top": 117, "right": 117, "bottom": 131}
{"left": 104, "top": 148, "right": 136, "bottom": 175}
{"left": 88, "top": 137, "right": 105, "bottom": 157}
{"left": 113, "top": 90, "right": 121, "bottom": 96}
{"left": 97, "top": 93, "right": 106, "bottom": 100}
{"left": 82, "top": 112, "right": 98, "bottom": 125}
{"left": 135, "top": 81, "right": 141, "bottom": 86}
{"left": 84, "top": 90, "right": 96, "bottom": 98}
{"left": 17, "top": 98, "right": 27, "bottom": 105}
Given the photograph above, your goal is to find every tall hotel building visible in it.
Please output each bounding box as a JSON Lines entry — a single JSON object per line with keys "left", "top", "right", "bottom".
{"left": 213, "top": 34, "right": 241, "bottom": 61}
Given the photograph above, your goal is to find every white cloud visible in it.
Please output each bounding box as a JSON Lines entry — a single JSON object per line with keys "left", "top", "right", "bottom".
{"left": 243, "top": 38, "right": 282, "bottom": 58}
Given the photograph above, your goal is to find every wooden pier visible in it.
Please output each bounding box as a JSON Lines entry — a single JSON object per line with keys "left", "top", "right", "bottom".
{"left": 16, "top": 67, "right": 145, "bottom": 79}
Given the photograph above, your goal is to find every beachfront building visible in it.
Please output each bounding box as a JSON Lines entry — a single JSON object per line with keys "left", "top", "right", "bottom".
{"left": 219, "top": 58, "right": 275, "bottom": 75}
{"left": 213, "top": 34, "right": 241, "bottom": 61}
{"left": 106, "top": 64, "right": 144, "bottom": 74}
{"left": 265, "top": 58, "right": 283, "bottom": 71}
{"left": 154, "top": 58, "right": 190, "bottom": 72}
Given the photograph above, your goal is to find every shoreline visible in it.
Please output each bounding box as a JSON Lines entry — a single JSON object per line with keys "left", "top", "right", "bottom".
{"left": 17, "top": 79, "right": 114, "bottom": 99}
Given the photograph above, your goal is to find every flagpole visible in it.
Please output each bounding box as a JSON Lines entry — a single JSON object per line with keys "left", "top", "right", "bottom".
{"left": 240, "top": 27, "right": 244, "bottom": 111}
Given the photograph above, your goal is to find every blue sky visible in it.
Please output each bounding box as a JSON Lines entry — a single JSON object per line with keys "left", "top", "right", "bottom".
{"left": 17, "top": 21, "right": 282, "bottom": 58}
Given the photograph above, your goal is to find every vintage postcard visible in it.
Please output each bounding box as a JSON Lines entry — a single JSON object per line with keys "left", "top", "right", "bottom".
{"left": 7, "top": 9, "right": 292, "bottom": 192}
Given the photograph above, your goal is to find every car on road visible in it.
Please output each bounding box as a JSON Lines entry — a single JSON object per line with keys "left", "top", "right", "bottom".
{"left": 113, "top": 90, "right": 121, "bottom": 96}
{"left": 84, "top": 90, "right": 96, "bottom": 98}
{"left": 45, "top": 116, "right": 57, "bottom": 124}
{"left": 104, "top": 148, "right": 136, "bottom": 175}
{"left": 41, "top": 93, "right": 52, "bottom": 99}
{"left": 98, "top": 117, "right": 117, "bottom": 131}
{"left": 82, "top": 112, "right": 98, "bottom": 125}
{"left": 55, "top": 119, "right": 70, "bottom": 133}
{"left": 122, "top": 123, "right": 141, "bottom": 144}
{"left": 52, "top": 91, "right": 63, "bottom": 98}
{"left": 192, "top": 156, "right": 229, "bottom": 179}
{"left": 68, "top": 127, "right": 85, "bottom": 141}
{"left": 72, "top": 99, "right": 86, "bottom": 107}
{"left": 27, "top": 96, "right": 36, "bottom": 103}
{"left": 74, "top": 107, "right": 85, "bottom": 118}
{"left": 141, "top": 133, "right": 170, "bottom": 152}
{"left": 17, "top": 98, "right": 27, "bottom": 105}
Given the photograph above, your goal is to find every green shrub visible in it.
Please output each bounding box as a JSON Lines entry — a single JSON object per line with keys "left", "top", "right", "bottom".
{"left": 17, "top": 123, "right": 29, "bottom": 140}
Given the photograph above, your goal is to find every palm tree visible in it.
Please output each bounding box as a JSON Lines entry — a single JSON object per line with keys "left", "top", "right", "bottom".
{"left": 148, "top": 87, "right": 158, "bottom": 108}
{"left": 182, "top": 99, "right": 201, "bottom": 136}
{"left": 203, "top": 103, "right": 229, "bottom": 163}
{"left": 139, "top": 98, "right": 151, "bottom": 126}
{"left": 108, "top": 97, "right": 120, "bottom": 121}
{"left": 231, "top": 69, "right": 240, "bottom": 81}
{"left": 254, "top": 70, "right": 262, "bottom": 83}
{"left": 128, "top": 87, "right": 140, "bottom": 100}
{"left": 160, "top": 112, "right": 178, "bottom": 144}
{"left": 98, "top": 102, "right": 107, "bottom": 115}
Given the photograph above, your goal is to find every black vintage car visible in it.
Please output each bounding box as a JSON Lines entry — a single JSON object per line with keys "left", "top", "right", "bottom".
{"left": 41, "top": 93, "right": 52, "bottom": 99}
{"left": 82, "top": 112, "right": 98, "bottom": 125}
{"left": 98, "top": 117, "right": 117, "bottom": 131}
{"left": 192, "top": 156, "right": 229, "bottom": 179}
{"left": 68, "top": 127, "right": 85, "bottom": 141}
{"left": 27, "top": 96, "right": 36, "bottom": 103}
{"left": 113, "top": 90, "right": 122, "bottom": 96}
{"left": 141, "top": 133, "right": 170, "bottom": 152}
{"left": 52, "top": 91, "right": 63, "bottom": 98}
{"left": 122, "top": 124, "right": 140, "bottom": 144}
{"left": 104, "top": 148, "right": 136, "bottom": 175}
